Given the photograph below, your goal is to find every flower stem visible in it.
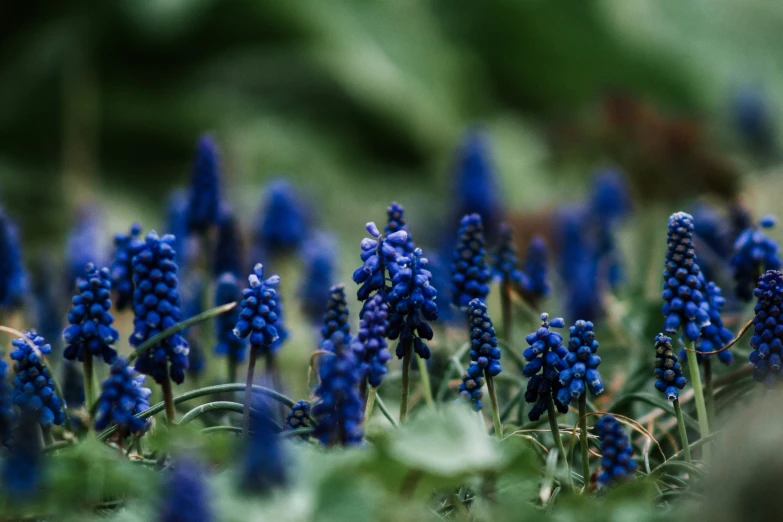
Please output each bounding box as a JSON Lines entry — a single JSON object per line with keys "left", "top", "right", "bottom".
{"left": 83, "top": 350, "right": 95, "bottom": 413}
{"left": 546, "top": 395, "right": 570, "bottom": 486}
{"left": 243, "top": 348, "right": 258, "bottom": 437}
{"left": 578, "top": 395, "right": 589, "bottom": 486}
{"left": 227, "top": 357, "right": 237, "bottom": 386}
{"left": 415, "top": 354, "right": 434, "bottom": 408}
{"left": 684, "top": 340, "right": 710, "bottom": 456}
{"left": 673, "top": 398, "right": 692, "bottom": 464}
{"left": 364, "top": 386, "right": 377, "bottom": 422}
{"left": 160, "top": 374, "right": 175, "bottom": 425}
{"left": 703, "top": 358, "right": 716, "bottom": 427}
{"left": 501, "top": 282, "right": 512, "bottom": 346}
{"left": 400, "top": 339, "right": 412, "bottom": 424}
{"left": 486, "top": 374, "right": 503, "bottom": 438}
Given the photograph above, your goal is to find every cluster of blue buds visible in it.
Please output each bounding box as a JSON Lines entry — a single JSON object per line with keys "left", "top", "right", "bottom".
{"left": 233, "top": 264, "right": 282, "bottom": 356}
{"left": 523, "top": 314, "right": 568, "bottom": 421}
{"left": 451, "top": 213, "right": 491, "bottom": 309}
{"left": 63, "top": 264, "right": 120, "bottom": 364}
{"left": 186, "top": 134, "right": 221, "bottom": 234}
{"left": 312, "top": 332, "right": 364, "bottom": 446}
{"left": 94, "top": 357, "right": 151, "bottom": 436}
{"left": 284, "top": 399, "right": 313, "bottom": 436}
{"left": 255, "top": 179, "right": 309, "bottom": 255}
{"left": 242, "top": 395, "right": 287, "bottom": 494}
{"left": 385, "top": 202, "right": 416, "bottom": 256}
{"left": 491, "top": 224, "right": 527, "bottom": 291}
{"left": 110, "top": 223, "right": 143, "bottom": 311}
{"left": 731, "top": 215, "right": 781, "bottom": 301}
{"left": 522, "top": 236, "right": 550, "bottom": 303}
{"left": 352, "top": 293, "right": 391, "bottom": 387}
{"left": 387, "top": 248, "right": 438, "bottom": 360}
{"left": 557, "top": 320, "right": 603, "bottom": 407}
{"left": 468, "top": 299, "right": 501, "bottom": 376}
{"left": 130, "top": 231, "right": 190, "bottom": 384}
{"left": 298, "top": 232, "right": 336, "bottom": 325}
{"left": 662, "top": 212, "right": 710, "bottom": 342}
{"left": 451, "top": 130, "right": 503, "bottom": 237}
{"left": 683, "top": 281, "right": 735, "bottom": 365}
{"left": 596, "top": 415, "right": 637, "bottom": 486}
{"left": 212, "top": 210, "right": 244, "bottom": 278}
{"left": 0, "top": 212, "right": 27, "bottom": 310}
{"left": 750, "top": 270, "right": 783, "bottom": 387}
{"left": 352, "top": 222, "right": 406, "bottom": 306}
{"left": 10, "top": 331, "right": 64, "bottom": 427}
{"left": 214, "top": 273, "right": 247, "bottom": 363}
{"left": 458, "top": 363, "right": 485, "bottom": 411}
{"left": 160, "top": 457, "right": 213, "bottom": 522}
{"left": 321, "top": 284, "right": 351, "bottom": 349}
{"left": 654, "top": 333, "right": 687, "bottom": 400}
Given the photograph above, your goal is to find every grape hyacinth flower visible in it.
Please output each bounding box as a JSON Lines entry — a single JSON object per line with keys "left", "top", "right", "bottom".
{"left": 385, "top": 202, "right": 416, "bottom": 256}
{"left": 521, "top": 235, "right": 550, "bottom": 303}
{"left": 451, "top": 130, "right": 503, "bottom": 237}
{"left": 298, "top": 233, "right": 336, "bottom": 325}
{"left": 242, "top": 395, "right": 287, "bottom": 494}
{"left": 65, "top": 205, "right": 107, "bottom": 287}
{"left": 63, "top": 264, "right": 120, "bottom": 364}
{"left": 312, "top": 332, "right": 364, "bottom": 446}
{"left": 181, "top": 274, "right": 206, "bottom": 380}
{"left": 62, "top": 361, "right": 85, "bottom": 409}
{"left": 234, "top": 264, "right": 282, "bottom": 356}
{"left": 352, "top": 293, "right": 391, "bottom": 388}
{"left": 450, "top": 213, "right": 491, "bottom": 310}
{"left": 160, "top": 457, "right": 213, "bottom": 522}
{"left": 254, "top": 179, "right": 309, "bottom": 257}
{"left": 284, "top": 400, "right": 313, "bottom": 437}
{"left": 321, "top": 284, "right": 351, "bottom": 350}
{"left": 682, "top": 281, "right": 735, "bottom": 365}
{"left": 94, "top": 357, "right": 151, "bottom": 436}
{"left": 110, "top": 223, "right": 143, "bottom": 311}
{"left": 269, "top": 289, "right": 289, "bottom": 354}
{"left": 522, "top": 314, "right": 568, "bottom": 422}
{"left": 166, "top": 190, "right": 194, "bottom": 270}
{"left": 458, "top": 363, "right": 485, "bottom": 411}
{"left": 590, "top": 170, "right": 632, "bottom": 289}
{"left": 130, "top": 231, "right": 190, "bottom": 385}
{"left": 467, "top": 299, "right": 501, "bottom": 377}
{"left": 0, "top": 211, "right": 28, "bottom": 310}
{"left": 558, "top": 209, "right": 602, "bottom": 321}
{"left": 491, "top": 223, "right": 528, "bottom": 293}
{"left": 596, "top": 415, "right": 637, "bottom": 486}
{"left": 749, "top": 270, "right": 783, "bottom": 387}
{"left": 556, "top": 320, "right": 603, "bottom": 407}
{"left": 212, "top": 209, "right": 244, "bottom": 278}
{"left": 186, "top": 134, "right": 221, "bottom": 234}
{"left": 214, "top": 273, "right": 247, "bottom": 379}
{"left": 352, "top": 222, "right": 407, "bottom": 310}
{"left": 653, "top": 333, "right": 687, "bottom": 400}
{"left": 731, "top": 215, "right": 781, "bottom": 301}
{"left": 10, "top": 331, "right": 65, "bottom": 427}
{"left": 2, "top": 410, "right": 41, "bottom": 498}
{"left": 691, "top": 203, "right": 734, "bottom": 282}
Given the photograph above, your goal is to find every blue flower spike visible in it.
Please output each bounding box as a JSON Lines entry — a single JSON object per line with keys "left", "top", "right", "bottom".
{"left": 451, "top": 213, "right": 491, "bottom": 310}
{"left": 186, "top": 134, "right": 221, "bottom": 234}
{"left": 352, "top": 221, "right": 407, "bottom": 307}
{"left": 653, "top": 333, "right": 687, "bottom": 400}
{"left": 459, "top": 363, "right": 485, "bottom": 411}
{"left": 255, "top": 179, "right": 309, "bottom": 256}
{"left": 94, "top": 357, "right": 151, "bottom": 436}
{"left": 491, "top": 223, "right": 528, "bottom": 292}
{"left": 10, "top": 331, "right": 65, "bottom": 428}
{"left": 556, "top": 320, "right": 603, "bottom": 407}
{"left": 522, "top": 314, "right": 568, "bottom": 421}
{"left": 468, "top": 299, "right": 501, "bottom": 377}
{"left": 110, "top": 223, "right": 143, "bottom": 311}
{"left": 596, "top": 415, "right": 637, "bottom": 486}
{"left": 212, "top": 209, "right": 244, "bottom": 278}
{"left": 284, "top": 399, "right": 313, "bottom": 439}
{"left": 299, "top": 232, "right": 337, "bottom": 325}
{"left": 522, "top": 235, "right": 550, "bottom": 303}
{"left": 352, "top": 293, "right": 391, "bottom": 388}
{"left": 750, "top": 270, "right": 783, "bottom": 387}
{"left": 681, "top": 281, "right": 735, "bottom": 366}
{"left": 160, "top": 457, "right": 214, "bottom": 522}
{"left": 234, "top": 264, "right": 282, "bottom": 356}
{"left": 0, "top": 353, "right": 14, "bottom": 445}
{"left": 242, "top": 395, "right": 287, "bottom": 494}
{"left": 385, "top": 202, "right": 416, "bottom": 256}
{"left": 214, "top": 273, "right": 247, "bottom": 368}
{"left": 0, "top": 211, "right": 28, "bottom": 310}
{"left": 731, "top": 215, "right": 781, "bottom": 301}
{"left": 321, "top": 284, "right": 351, "bottom": 349}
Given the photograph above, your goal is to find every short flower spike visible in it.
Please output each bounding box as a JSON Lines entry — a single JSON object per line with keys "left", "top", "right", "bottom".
{"left": 522, "top": 313, "right": 568, "bottom": 421}
{"left": 557, "top": 319, "right": 603, "bottom": 407}
{"left": 352, "top": 293, "right": 391, "bottom": 388}
{"left": 94, "top": 357, "right": 151, "bottom": 436}
{"left": 596, "top": 415, "right": 637, "bottom": 486}
{"left": 10, "top": 331, "right": 64, "bottom": 428}
{"left": 653, "top": 333, "right": 687, "bottom": 400}
{"left": 450, "top": 213, "right": 490, "bottom": 310}
{"left": 731, "top": 216, "right": 781, "bottom": 301}
{"left": 750, "top": 270, "right": 783, "bottom": 387}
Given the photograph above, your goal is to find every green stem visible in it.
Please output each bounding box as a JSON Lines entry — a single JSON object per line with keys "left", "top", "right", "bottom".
{"left": 400, "top": 339, "right": 412, "bottom": 424}
{"left": 578, "top": 395, "right": 589, "bottom": 486}
{"left": 83, "top": 350, "right": 95, "bottom": 412}
{"left": 704, "top": 358, "right": 716, "bottom": 427}
{"left": 364, "top": 386, "right": 377, "bottom": 422}
{"left": 227, "top": 357, "right": 237, "bottom": 386}
{"left": 684, "top": 341, "right": 710, "bottom": 456}
{"left": 42, "top": 426, "right": 54, "bottom": 446}
{"left": 202, "top": 425, "right": 243, "bottom": 435}
{"left": 501, "top": 282, "right": 512, "bottom": 346}
{"left": 375, "top": 393, "right": 399, "bottom": 428}
{"left": 178, "top": 401, "right": 283, "bottom": 429}
{"left": 415, "top": 354, "right": 434, "bottom": 408}
{"left": 546, "top": 395, "right": 570, "bottom": 486}
{"left": 243, "top": 349, "right": 258, "bottom": 437}
{"left": 160, "top": 374, "right": 175, "bottom": 425}
{"left": 485, "top": 374, "right": 502, "bottom": 438}
{"left": 673, "top": 398, "right": 693, "bottom": 464}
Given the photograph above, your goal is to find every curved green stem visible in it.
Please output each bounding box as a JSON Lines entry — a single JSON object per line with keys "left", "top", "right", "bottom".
{"left": 400, "top": 339, "right": 412, "bottom": 424}
{"left": 83, "top": 351, "right": 95, "bottom": 412}
{"left": 673, "top": 398, "right": 692, "bottom": 464}
{"left": 364, "top": 386, "right": 377, "bottom": 422}
{"left": 375, "top": 393, "right": 399, "bottom": 428}
{"left": 578, "top": 395, "right": 589, "bottom": 486}
{"left": 485, "top": 375, "right": 502, "bottom": 438}
{"left": 280, "top": 427, "right": 315, "bottom": 438}
{"left": 546, "top": 395, "right": 570, "bottom": 487}
{"left": 415, "top": 355, "right": 434, "bottom": 408}
{"left": 160, "top": 374, "right": 175, "bottom": 425}
{"left": 243, "top": 349, "right": 258, "bottom": 437}
{"left": 201, "top": 425, "right": 243, "bottom": 435}
{"left": 684, "top": 341, "right": 710, "bottom": 457}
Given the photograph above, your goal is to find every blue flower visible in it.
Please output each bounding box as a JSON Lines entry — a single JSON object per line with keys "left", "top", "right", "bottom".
{"left": 0, "top": 355, "right": 13, "bottom": 445}
{"left": 654, "top": 333, "right": 687, "bottom": 400}
{"left": 62, "top": 361, "right": 85, "bottom": 409}
{"left": 255, "top": 179, "right": 309, "bottom": 256}
{"left": 468, "top": 298, "right": 500, "bottom": 376}
{"left": 596, "top": 415, "right": 637, "bottom": 486}
{"left": 10, "top": 331, "right": 64, "bottom": 427}
{"left": 186, "top": 134, "right": 221, "bottom": 233}
{"left": 451, "top": 130, "right": 503, "bottom": 236}
{"left": 521, "top": 235, "right": 550, "bottom": 303}
{"left": 731, "top": 216, "right": 781, "bottom": 301}
{"left": 233, "top": 264, "right": 282, "bottom": 356}
{"left": 321, "top": 284, "right": 351, "bottom": 350}
{"left": 458, "top": 363, "right": 485, "bottom": 411}
{"left": 556, "top": 320, "right": 603, "bottom": 407}
{"left": 352, "top": 293, "right": 391, "bottom": 388}
{"left": 181, "top": 274, "right": 206, "bottom": 378}
{"left": 242, "top": 395, "right": 287, "bottom": 493}
{"left": 160, "top": 457, "right": 213, "bottom": 522}
{"left": 522, "top": 314, "right": 568, "bottom": 422}
{"left": 130, "top": 231, "right": 190, "bottom": 385}
{"left": 66, "top": 204, "right": 107, "bottom": 286}
{"left": 352, "top": 222, "right": 407, "bottom": 307}
{"left": 681, "top": 281, "right": 735, "bottom": 365}
{"left": 94, "top": 357, "right": 151, "bottom": 436}
{"left": 749, "top": 270, "right": 783, "bottom": 387}
{"left": 733, "top": 87, "right": 774, "bottom": 153}
{"left": 284, "top": 400, "right": 313, "bottom": 437}
{"left": 0, "top": 211, "right": 28, "bottom": 310}
{"left": 62, "top": 264, "right": 120, "bottom": 364}
{"left": 691, "top": 202, "right": 733, "bottom": 282}
{"left": 312, "top": 332, "right": 364, "bottom": 446}
{"left": 110, "top": 223, "right": 143, "bottom": 311}
{"left": 166, "top": 190, "right": 194, "bottom": 270}
{"left": 298, "top": 233, "right": 337, "bottom": 325}
{"left": 450, "top": 213, "right": 490, "bottom": 310}
{"left": 388, "top": 248, "right": 438, "bottom": 360}
{"left": 214, "top": 273, "right": 247, "bottom": 363}
{"left": 3, "top": 411, "right": 41, "bottom": 498}
{"left": 558, "top": 208, "right": 602, "bottom": 321}
{"left": 491, "top": 223, "right": 528, "bottom": 291}
{"left": 385, "top": 202, "right": 416, "bottom": 256}
{"left": 662, "top": 212, "right": 710, "bottom": 342}
{"left": 212, "top": 208, "right": 244, "bottom": 278}
{"left": 589, "top": 169, "right": 632, "bottom": 224}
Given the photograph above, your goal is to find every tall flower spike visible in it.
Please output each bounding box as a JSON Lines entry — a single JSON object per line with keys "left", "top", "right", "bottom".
{"left": 522, "top": 314, "right": 568, "bottom": 421}
{"left": 299, "top": 233, "right": 337, "bottom": 325}
{"left": 214, "top": 273, "right": 247, "bottom": 363}
{"left": 66, "top": 205, "right": 107, "bottom": 287}
{"left": 242, "top": 395, "right": 287, "bottom": 494}
{"left": 10, "top": 331, "right": 64, "bottom": 427}
{"left": 181, "top": 274, "right": 206, "bottom": 379}
{"left": 749, "top": 270, "right": 783, "bottom": 387}
{"left": 681, "top": 281, "right": 735, "bottom": 365}
{"left": 521, "top": 235, "right": 550, "bottom": 303}
{"left": 110, "top": 223, "right": 143, "bottom": 311}
{"left": 468, "top": 299, "right": 501, "bottom": 376}
{"left": 458, "top": 363, "right": 485, "bottom": 411}
{"left": 284, "top": 399, "right": 313, "bottom": 437}
{"left": 233, "top": 264, "right": 281, "bottom": 356}
{"left": 312, "top": 332, "right": 364, "bottom": 446}
{"left": 0, "top": 211, "right": 28, "bottom": 310}
{"left": 352, "top": 293, "right": 391, "bottom": 387}
{"left": 94, "top": 357, "right": 151, "bottom": 436}
{"left": 558, "top": 209, "right": 602, "bottom": 321}
{"left": 491, "top": 223, "right": 528, "bottom": 292}
{"left": 186, "top": 134, "right": 221, "bottom": 234}
{"left": 731, "top": 215, "right": 781, "bottom": 301}
{"left": 557, "top": 320, "right": 603, "bottom": 407}
{"left": 654, "top": 333, "right": 687, "bottom": 400}
{"left": 160, "top": 457, "right": 214, "bottom": 522}
{"left": 385, "top": 202, "right": 416, "bottom": 256}
{"left": 596, "top": 415, "right": 637, "bottom": 486}
{"left": 691, "top": 202, "right": 733, "bottom": 282}
{"left": 321, "top": 284, "right": 350, "bottom": 350}
{"left": 352, "top": 221, "right": 407, "bottom": 308}
{"left": 62, "top": 264, "right": 120, "bottom": 364}
{"left": 450, "top": 213, "right": 490, "bottom": 309}
{"left": 255, "top": 179, "right": 309, "bottom": 256}
{"left": 166, "top": 190, "right": 195, "bottom": 270}
{"left": 212, "top": 209, "right": 244, "bottom": 278}
{"left": 3, "top": 410, "right": 41, "bottom": 498}
{"left": 130, "top": 231, "right": 190, "bottom": 384}
{"left": 452, "top": 130, "right": 503, "bottom": 237}
{"left": 387, "top": 248, "right": 438, "bottom": 360}
{"left": 662, "top": 212, "right": 710, "bottom": 341}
